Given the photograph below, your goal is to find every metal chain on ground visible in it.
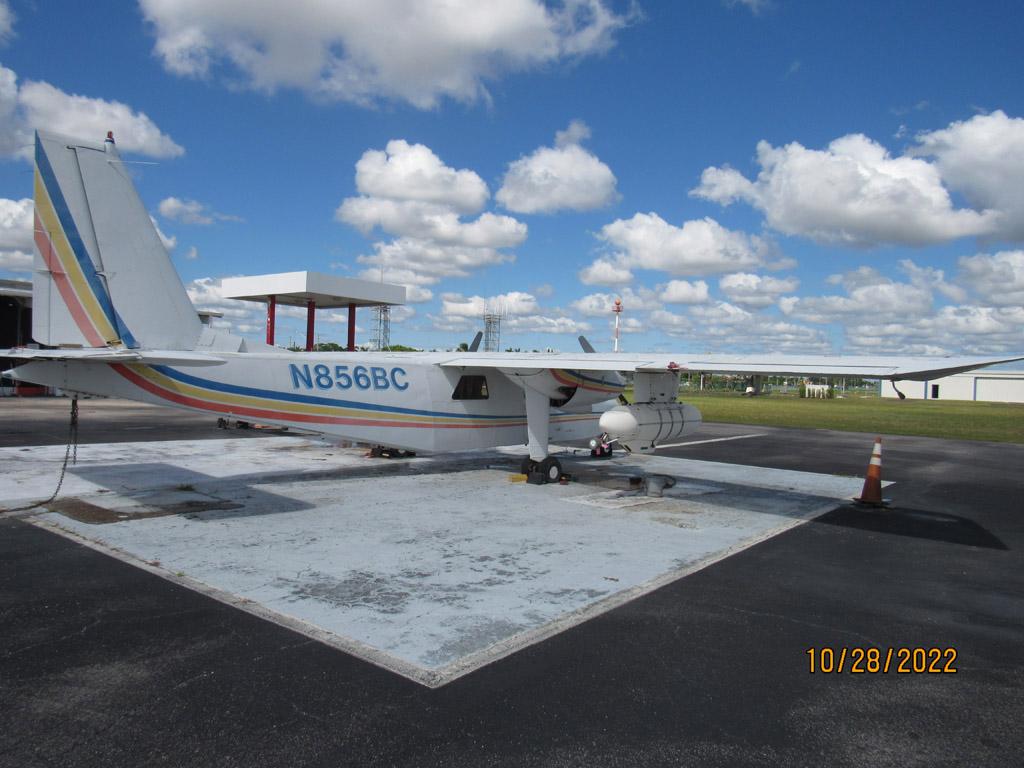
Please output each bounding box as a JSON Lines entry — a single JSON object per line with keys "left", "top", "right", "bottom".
{"left": 2, "top": 396, "right": 79, "bottom": 515}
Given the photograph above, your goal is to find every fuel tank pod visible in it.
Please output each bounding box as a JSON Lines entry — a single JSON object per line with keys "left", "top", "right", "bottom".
{"left": 598, "top": 402, "right": 702, "bottom": 453}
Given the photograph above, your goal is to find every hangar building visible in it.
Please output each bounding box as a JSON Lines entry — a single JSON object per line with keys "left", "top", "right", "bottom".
{"left": 881, "top": 370, "right": 1024, "bottom": 403}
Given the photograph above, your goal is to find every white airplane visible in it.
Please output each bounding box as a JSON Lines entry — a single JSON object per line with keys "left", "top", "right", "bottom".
{"left": 4, "top": 131, "right": 1022, "bottom": 483}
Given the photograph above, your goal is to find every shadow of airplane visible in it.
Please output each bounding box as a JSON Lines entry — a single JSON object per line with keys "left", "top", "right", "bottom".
{"left": 813, "top": 504, "right": 1008, "bottom": 550}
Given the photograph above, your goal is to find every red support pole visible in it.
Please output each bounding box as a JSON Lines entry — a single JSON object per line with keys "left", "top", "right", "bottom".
{"left": 305, "top": 299, "right": 316, "bottom": 351}
{"left": 266, "top": 295, "right": 276, "bottom": 346}
{"left": 347, "top": 303, "right": 356, "bottom": 351}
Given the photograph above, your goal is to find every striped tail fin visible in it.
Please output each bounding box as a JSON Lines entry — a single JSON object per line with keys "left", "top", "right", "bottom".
{"left": 32, "top": 130, "right": 201, "bottom": 351}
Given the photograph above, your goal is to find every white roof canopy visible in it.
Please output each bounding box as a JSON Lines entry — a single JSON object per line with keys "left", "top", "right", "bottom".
{"left": 221, "top": 271, "right": 406, "bottom": 308}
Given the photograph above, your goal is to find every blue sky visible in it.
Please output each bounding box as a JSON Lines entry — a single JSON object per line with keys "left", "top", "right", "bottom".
{"left": 1, "top": 0, "right": 1023, "bottom": 355}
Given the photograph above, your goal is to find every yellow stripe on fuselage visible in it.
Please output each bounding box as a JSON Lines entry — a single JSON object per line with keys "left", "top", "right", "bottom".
{"left": 129, "top": 365, "right": 527, "bottom": 426}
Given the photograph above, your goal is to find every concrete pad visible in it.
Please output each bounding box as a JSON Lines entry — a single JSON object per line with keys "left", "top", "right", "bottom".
{"left": 1, "top": 437, "right": 872, "bottom": 687}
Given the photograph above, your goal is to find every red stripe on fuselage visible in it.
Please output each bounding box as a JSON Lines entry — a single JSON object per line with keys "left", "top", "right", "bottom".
{"left": 552, "top": 369, "right": 621, "bottom": 393}
{"left": 110, "top": 364, "right": 542, "bottom": 430}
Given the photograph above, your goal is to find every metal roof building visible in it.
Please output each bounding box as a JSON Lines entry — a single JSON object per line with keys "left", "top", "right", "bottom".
{"left": 881, "top": 370, "right": 1024, "bottom": 403}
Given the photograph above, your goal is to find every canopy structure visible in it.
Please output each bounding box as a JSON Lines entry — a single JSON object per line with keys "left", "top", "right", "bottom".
{"left": 221, "top": 271, "right": 406, "bottom": 350}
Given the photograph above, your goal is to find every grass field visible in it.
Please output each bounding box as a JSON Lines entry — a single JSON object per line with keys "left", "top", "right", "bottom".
{"left": 627, "top": 390, "right": 1024, "bottom": 444}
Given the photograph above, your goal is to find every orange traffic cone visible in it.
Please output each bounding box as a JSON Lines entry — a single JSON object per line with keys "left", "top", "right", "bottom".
{"left": 855, "top": 437, "right": 887, "bottom": 506}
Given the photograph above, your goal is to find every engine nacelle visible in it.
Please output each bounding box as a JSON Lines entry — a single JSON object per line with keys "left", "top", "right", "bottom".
{"left": 597, "top": 403, "right": 702, "bottom": 453}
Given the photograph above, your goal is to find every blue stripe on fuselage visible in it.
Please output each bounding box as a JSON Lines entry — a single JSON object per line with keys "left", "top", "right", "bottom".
{"left": 151, "top": 365, "right": 525, "bottom": 420}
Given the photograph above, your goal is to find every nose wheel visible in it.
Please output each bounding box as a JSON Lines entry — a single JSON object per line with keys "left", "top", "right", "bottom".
{"left": 589, "top": 434, "right": 614, "bottom": 458}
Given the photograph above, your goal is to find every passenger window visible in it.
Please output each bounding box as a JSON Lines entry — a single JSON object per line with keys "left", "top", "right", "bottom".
{"left": 452, "top": 375, "right": 489, "bottom": 400}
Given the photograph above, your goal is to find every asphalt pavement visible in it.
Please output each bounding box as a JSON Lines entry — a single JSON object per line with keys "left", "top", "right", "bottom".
{"left": 2, "top": 398, "right": 1022, "bottom": 767}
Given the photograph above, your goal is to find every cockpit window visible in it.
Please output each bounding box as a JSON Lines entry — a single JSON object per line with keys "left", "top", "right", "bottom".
{"left": 452, "top": 375, "right": 489, "bottom": 400}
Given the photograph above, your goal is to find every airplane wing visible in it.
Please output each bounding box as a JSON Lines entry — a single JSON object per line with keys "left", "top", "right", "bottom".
{"left": 439, "top": 352, "right": 1024, "bottom": 381}
{"left": 0, "top": 348, "right": 226, "bottom": 366}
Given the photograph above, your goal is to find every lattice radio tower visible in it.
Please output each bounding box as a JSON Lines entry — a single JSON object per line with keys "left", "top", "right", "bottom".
{"left": 482, "top": 311, "right": 501, "bottom": 352}
{"left": 371, "top": 304, "right": 391, "bottom": 351}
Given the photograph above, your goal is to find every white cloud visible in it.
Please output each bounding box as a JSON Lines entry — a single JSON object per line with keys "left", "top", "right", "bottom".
{"left": 844, "top": 305, "right": 1024, "bottom": 356}
{"left": 496, "top": 120, "right": 618, "bottom": 213}
{"left": 0, "top": 249, "right": 31, "bottom": 272}
{"left": 441, "top": 291, "right": 539, "bottom": 318}
{"left": 898, "top": 258, "right": 965, "bottom": 302}
{"left": 690, "top": 300, "right": 754, "bottom": 326}
{"left": 0, "top": 64, "right": 183, "bottom": 160}
{"left": 718, "top": 272, "right": 798, "bottom": 308}
{"left": 402, "top": 286, "right": 434, "bottom": 303}
{"left": 140, "top": 0, "right": 632, "bottom": 109}
{"left": 571, "top": 286, "right": 661, "bottom": 317}
{"left": 337, "top": 198, "right": 526, "bottom": 248}
{"left": 436, "top": 290, "right": 591, "bottom": 336}
{"left": 355, "top": 238, "right": 515, "bottom": 281}
{"left": 532, "top": 282, "right": 554, "bottom": 298}
{"left": 578, "top": 257, "right": 633, "bottom": 286}
{"left": 354, "top": 140, "right": 488, "bottom": 213}
{"left": 186, "top": 276, "right": 266, "bottom": 334}
{"left": 618, "top": 316, "right": 644, "bottom": 334}
{"left": 504, "top": 314, "right": 591, "bottom": 335}
{"left": 339, "top": 140, "right": 526, "bottom": 294}
{"left": 725, "top": 0, "right": 771, "bottom": 14}
{"left": 570, "top": 292, "right": 620, "bottom": 317}
{"left": 355, "top": 266, "right": 437, "bottom": 287}
{"left": 555, "top": 120, "right": 591, "bottom": 147}
{"left": 149, "top": 216, "right": 177, "bottom": 251}
{"left": 650, "top": 304, "right": 829, "bottom": 353}
{"left": 913, "top": 111, "right": 1024, "bottom": 240}
{"left": 158, "top": 197, "right": 242, "bottom": 225}
{"left": 0, "top": 1, "right": 15, "bottom": 45}
{"left": 183, "top": 246, "right": 199, "bottom": 260}
{"left": 594, "top": 213, "right": 770, "bottom": 276}
{"left": 957, "top": 250, "right": 1024, "bottom": 307}
{"left": 647, "top": 309, "right": 693, "bottom": 335}
{"left": 558, "top": 245, "right": 1024, "bottom": 357}
{"left": 0, "top": 65, "right": 20, "bottom": 157}
{"left": 356, "top": 267, "right": 436, "bottom": 302}
{"left": 783, "top": 267, "right": 933, "bottom": 325}
{"left": 692, "top": 133, "right": 997, "bottom": 246}
{"left": 0, "top": 197, "right": 33, "bottom": 251}
{"left": 660, "top": 279, "right": 710, "bottom": 304}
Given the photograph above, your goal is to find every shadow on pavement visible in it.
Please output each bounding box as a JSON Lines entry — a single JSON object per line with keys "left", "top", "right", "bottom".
{"left": 814, "top": 504, "right": 1008, "bottom": 550}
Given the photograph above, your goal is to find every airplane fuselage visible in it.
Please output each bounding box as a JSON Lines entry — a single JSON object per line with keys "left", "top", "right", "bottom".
{"left": 13, "top": 351, "right": 624, "bottom": 453}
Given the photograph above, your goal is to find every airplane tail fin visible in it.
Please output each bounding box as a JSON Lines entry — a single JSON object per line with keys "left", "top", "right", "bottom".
{"left": 32, "top": 130, "right": 201, "bottom": 351}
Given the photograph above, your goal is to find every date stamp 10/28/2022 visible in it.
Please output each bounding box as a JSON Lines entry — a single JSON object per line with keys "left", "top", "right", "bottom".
{"left": 806, "top": 647, "right": 958, "bottom": 674}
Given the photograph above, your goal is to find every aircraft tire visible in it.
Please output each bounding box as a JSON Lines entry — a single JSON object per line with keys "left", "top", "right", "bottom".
{"left": 520, "top": 456, "right": 536, "bottom": 475}
{"left": 539, "top": 457, "right": 562, "bottom": 483}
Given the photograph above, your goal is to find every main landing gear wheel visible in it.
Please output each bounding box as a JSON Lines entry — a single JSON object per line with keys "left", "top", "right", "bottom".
{"left": 519, "top": 456, "right": 562, "bottom": 483}
{"left": 538, "top": 457, "right": 562, "bottom": 483}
